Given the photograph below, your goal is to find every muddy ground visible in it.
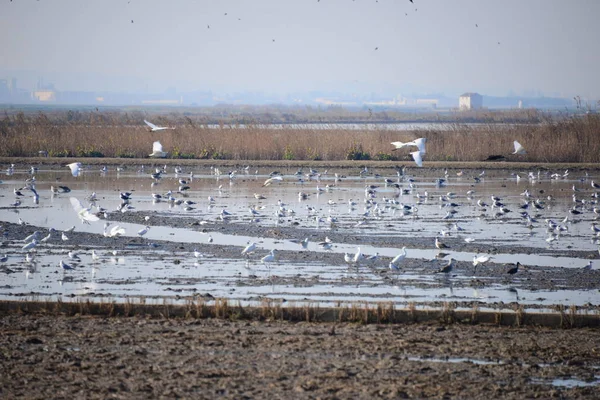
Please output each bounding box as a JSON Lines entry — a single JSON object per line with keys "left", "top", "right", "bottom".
{"left": 1, "top": 314, "right": 599, "bottom": 399}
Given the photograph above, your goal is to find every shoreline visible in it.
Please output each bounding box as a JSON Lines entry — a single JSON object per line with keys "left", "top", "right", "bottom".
{"left": 2, "top": 156, "right": 600, "bottom": 171}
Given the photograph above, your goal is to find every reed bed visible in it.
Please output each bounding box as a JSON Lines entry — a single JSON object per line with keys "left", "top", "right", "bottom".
{"left": 1, "top": 110, "right": 599, "bottom": 163}
{"left": 1, "top": 299, "right": 599, "bottom": 328}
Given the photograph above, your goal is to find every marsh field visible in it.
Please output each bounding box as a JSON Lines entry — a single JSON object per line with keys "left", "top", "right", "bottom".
{"left": 1, "top": 108, "right": 599, "bottom": 163}
{"left": 1, "top": 108, "right": 600, "bottom": 398}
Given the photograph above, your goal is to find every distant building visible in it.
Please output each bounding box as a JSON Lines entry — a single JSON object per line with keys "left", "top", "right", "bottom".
{"left": 32, "top": 90, "right": 56, "bottom": 102}
{"left": 459, "top": 92, "right": 483, "bottom": 110}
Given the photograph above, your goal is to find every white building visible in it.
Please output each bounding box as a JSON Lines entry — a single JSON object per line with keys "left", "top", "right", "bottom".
{"left": 459, "top": 92, "right": 483, "bottom": 110}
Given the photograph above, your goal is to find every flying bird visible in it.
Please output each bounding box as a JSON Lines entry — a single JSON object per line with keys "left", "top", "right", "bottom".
{"left": 67, "top": 162, "right": 82, "bottom": 177}
{"left": 149, "top": 141, "right": 167, "bottom": 158}
{"left": 513, "top": 141, "right": 526, "bottom": 155}
{"left": 144, "top": 120, "right": 174, "bottom": 132}
{"left": 411, "top": 150, "right": 423, "bottom": 168}
{"left": 70, "top": 197, "right": 100, "bottom": 224}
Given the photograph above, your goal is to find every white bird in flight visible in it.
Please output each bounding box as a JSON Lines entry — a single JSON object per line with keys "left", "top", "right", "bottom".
{"left": 513, "top": 141, "right": 526, "bottom": 155}
{"left": 144, "top": 120, "right": 174, "bottom": 132}
{"left": 67, "top": 162, "right": 82, "bottom": 177}
{"left": 411, "top": 150, "right": 423, "bottom": 167}
{"left": 149, "top": 141, "right": 167, "bottom": 158}
{"left": 391, "top": 137, "right": 427, "bottom": 154}
{"left": 70, "top": 197, "right": 100, "bottom": 224}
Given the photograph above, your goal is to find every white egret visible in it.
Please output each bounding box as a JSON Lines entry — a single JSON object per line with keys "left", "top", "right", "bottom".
{"left": 411, "top": 150, "right": 423, "bottom": 167}
{"left": 513, "top": 141, "right": 526, "bottom": 155}
{"left": 389, "top": 247, "right": 407, "bottom": 270}
{"left": 70, "top": 197, "right": 100, "bottom": 224}
{"left": 352, "top": 247, "right": 363, "bottom": 265}
{"left": 103, "top": 223, "right": 126, "bottom": 238}
{"left": 261, "top": 249, "right": 276, "bottom": 266}
{"left": 473, "top": 255, "right": 492, "bottom": 266}
{"left": 67, "top": 162, "right": 82, "bottom": 177}
{"left": 149, "top": 141, "right": 167, "bottom": 158}
{"left": 263, "top": 176, "right": 283, "bottom": 187}
{"left": 144, "top": 119, "right": 174, "bottom": 132}
{"left": 241, "top": 242, "right": 257, "bottom": 256}
{"left": 22, "top": 239, "right": 38, "bottom": 251}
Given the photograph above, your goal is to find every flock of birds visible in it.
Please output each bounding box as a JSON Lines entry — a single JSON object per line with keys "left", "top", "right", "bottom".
{"left": 4, "top": 135, "right": 598, "bottom": 289}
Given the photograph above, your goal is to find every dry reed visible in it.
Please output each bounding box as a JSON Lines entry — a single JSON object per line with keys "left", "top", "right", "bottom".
{"left": 1, "top": 110, "right": 599, "bottom": 163}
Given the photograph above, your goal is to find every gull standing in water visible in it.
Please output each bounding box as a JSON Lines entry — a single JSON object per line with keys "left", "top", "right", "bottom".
{"left": 435, "top": 258, "right": 456, "bottom": 274}
{"left": 59, "top": 260, "right": 74, "bottom": 271}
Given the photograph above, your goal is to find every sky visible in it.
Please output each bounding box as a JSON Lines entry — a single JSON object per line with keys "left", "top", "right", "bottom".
{"left": 1, "top": 0, "right": 599, "bottom": 99}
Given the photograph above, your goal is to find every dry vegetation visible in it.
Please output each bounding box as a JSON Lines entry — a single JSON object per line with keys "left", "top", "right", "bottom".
{"left": 1, "top": 108, "right": 598, "bottom": 162}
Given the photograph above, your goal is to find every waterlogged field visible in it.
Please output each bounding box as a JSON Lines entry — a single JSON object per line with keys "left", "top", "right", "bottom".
{"left": 0, "top": 162, "right": 599, "bottom": 312}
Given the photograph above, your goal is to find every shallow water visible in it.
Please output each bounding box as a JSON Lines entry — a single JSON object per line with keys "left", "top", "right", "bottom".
{"left": 1, "top": 163, "right": 599, "bottom": 308}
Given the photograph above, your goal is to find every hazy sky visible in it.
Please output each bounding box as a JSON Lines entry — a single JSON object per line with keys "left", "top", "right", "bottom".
{"left": 1, "top": 0, "right": 599, "bottom": 98}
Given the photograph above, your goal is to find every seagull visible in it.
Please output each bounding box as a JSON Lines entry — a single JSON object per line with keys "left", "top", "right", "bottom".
{"left": 144, "top": 120, "right": 174, "bottom": 132}
{"left": 61, "top": 232, "right": 69, "bottom": 241}
{"left": 0, "top": 255, "right": 8, "bottom": 263}
{"left": 149, "top": 141, "right": 167, "bottom": 158}
{"left": 513, "top": 141, "right": 526, "bottom": 155}
{"left": 68, "top": 251, "right": 81, "bottom": 261}
{"left": 137, "top": 226, "right": 150, "bottom": 237}
{"left": 435, "top": 237, "right": 450, "bottom": 250}
{"left": 435, "top": 258, "right": 456, "bottom": 274}
{"left": 67, "top": 162, "right": 82, "bottom": 177}
{"left": 59, "top": 260, "right": 74, "bottom": 271}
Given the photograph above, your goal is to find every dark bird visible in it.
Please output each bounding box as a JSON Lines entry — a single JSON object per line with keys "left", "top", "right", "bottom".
{"left": 409, "top": 0, "right": 413, "bottom": 2}
{"left": 475, "top": 24, "right": 478, "bottom": 27}
{"left": 507, "top": 262, "right": 521, "bottom": 275}
{"left": 131, "top": 20, "right": 134, "bottom": 23}
{"left": 375, "top": 47, "right": 378, "bottom": 50}
{"left": 207, "top": 25, "right": 210, "bottom": 29}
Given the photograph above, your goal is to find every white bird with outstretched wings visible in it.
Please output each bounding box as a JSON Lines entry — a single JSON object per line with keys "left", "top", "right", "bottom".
{"left": 70, "top": 197, "right": 100, "bottom": 224}
{"left": 144, "top": 120, "right": 174, "bottom": 132}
